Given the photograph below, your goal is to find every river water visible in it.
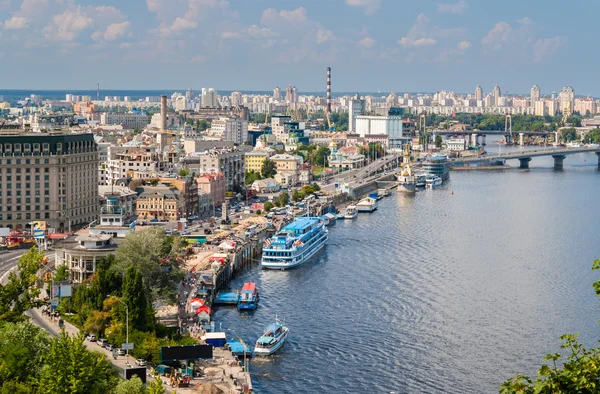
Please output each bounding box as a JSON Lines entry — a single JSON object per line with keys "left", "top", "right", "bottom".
{"left": 213, "top": 143, "right": 600, "bottom": 394}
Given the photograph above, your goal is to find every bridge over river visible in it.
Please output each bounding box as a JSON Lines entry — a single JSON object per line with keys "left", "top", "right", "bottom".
{"left": 453, "top": 146, "right": 600, "bottom": 169}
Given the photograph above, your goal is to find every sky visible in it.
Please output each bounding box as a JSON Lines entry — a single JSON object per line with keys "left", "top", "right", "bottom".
{"left": 0, "top": 0, "right": 596, "bottom": 96}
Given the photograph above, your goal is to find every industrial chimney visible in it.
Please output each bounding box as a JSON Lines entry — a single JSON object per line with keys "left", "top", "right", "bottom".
{"left": 326, "top": 67, "right": 331, "bottom": 113}
{"left": 160, "top": 95, "right": 167, "bottom": 131}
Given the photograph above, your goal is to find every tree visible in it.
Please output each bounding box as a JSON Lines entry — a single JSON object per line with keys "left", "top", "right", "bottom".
{"left": 53, "top": 263, "right": 69, "bottom": 282}
{"left": 38, "top": 332, "right": 118, "bottom": 394}
{"left": 114, "top": 376, "right": 145, "bottom": 394}
{"left": 83, "top": 310, "right": 110, "bottom": 337}
{"left": 276, "top": 191, "right": 289, "bottom": 207}
{"left": 435, "top": 135, "right": 443, "bottom": 148}
{"left": 264, "top": 201, "right": 274, "bottom": 212}
{"left": 0, "top": 246, "right": 44, "bottom": 322}
{"left": 560, "top": 127, "right": 577, "bottom": 143}
{"left": 245, "top": 170, "right": 261, "bottom": 185}
{"left": 198, "top": 119, "right": 210, "bottom": 131}
{"left": 115, "top": 227, "right": 184, "bottom": 302}
{"left": 0, "top": 321, "right": 51, "bottom": 388}
{"left": 261, "top": 159, "right": 277, "bottom": 178}
{"left": 178, "top": 168, "right": 190, "bottom": 177}
{"left": 311, "top": 146, "right": 331, "bottom": 167}
{"left": 146, "top": 375, "right": 167, "bottom": 394}
{"left": 292, "top": 190, "right": 303, "bottom": 202}
{"left": 501, "top": 260, "right": 600, "bottom": 393}
{"left": 122, "top": 266, "right": 148, "bottom": 332}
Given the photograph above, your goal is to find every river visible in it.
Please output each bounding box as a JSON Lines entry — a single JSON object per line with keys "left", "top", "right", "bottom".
{"left": 213, "top": 143, "right": 600, "bottom": 394}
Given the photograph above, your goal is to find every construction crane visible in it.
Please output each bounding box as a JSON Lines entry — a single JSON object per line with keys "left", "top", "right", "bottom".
{"left": 325, "top": 108, "right": 335, "bottom": 131}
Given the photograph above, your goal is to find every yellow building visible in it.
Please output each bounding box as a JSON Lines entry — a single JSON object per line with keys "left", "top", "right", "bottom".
{"left": 135, "top": 185, "right": 180, "bottom": 221}
{"left": 244, "top": 151, "right": 269, "bottom": 173}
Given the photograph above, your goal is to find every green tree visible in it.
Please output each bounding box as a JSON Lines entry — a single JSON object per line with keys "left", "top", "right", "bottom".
{"left": 311, "top": 146, "right": 330, "bottom": 167}
{"left": 263, "top": 201, "right": 274, "bottom": 212}
{"left": 178, "top": 168, "right": 190, "bottom": 177}
{"left": 39, "top": 332, "right": 118, "bottom": 394}
{"left": 83, "top": 310, "right": 110, "bottom": 337}
{"left": 291, "top": 190, "right": 303, "bottom": 202}
{"left": 122, "top": 266, "right": 148, "bottom": 332}
{"left": 53, "top": 264, "right": 69, "bottom": 282}
{"left": 261, "top": 159, "right": 277, "bottom": 178}
{"left": 560, "top": 127, "right": 577, "bottom": 142}
{"left": 500, "top": 260, "right": 600, "bottom": 393}
{"left": 435, "top": 135, "right": 443, "bottom": 148}
{"left": 245, "top": 170, "right": 261, "bottom": 185}
{"left": 146, "top": 375, "right": 167, "bottom": 394}
{"left": 198, "top": 119, "right": 210, "bottom": 131}
{"left": 0, "top": 321, "right": 51, "bottom": 388}
{"left": 276, "top": 191, "right": 289, "bottom": 207}
{"left": 114, "top": 376, "right": 145, "bottom": 394}
{"left": 115, "top": 227, "right": 185, "bottom": 302}
{"left": 0, "top": 246, "right": 44, "bottom": 322}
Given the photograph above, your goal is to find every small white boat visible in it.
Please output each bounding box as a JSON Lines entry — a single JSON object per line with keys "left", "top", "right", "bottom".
{"left": 254, "top": 320, "right": 289, "bottom": 356}
{"left": 344, "top": 205, "right": 358, "bottom": 219}
{"left": 356, "top": 197, "right": 378, "bottom": 212}
{"left": 425, "top": 175, "right": 442, "bottom": 189}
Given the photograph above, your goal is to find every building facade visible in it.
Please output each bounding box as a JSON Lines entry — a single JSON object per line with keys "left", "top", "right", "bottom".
{"left": 100, "top": 112, "right": 150, "bottom": 130}
{"left": 211, "top": 117, "right": 248, "bottom": 145}
{"left": 355, "top": 115, "right": 403, "bottom": 147}
{"left": 0, "top": 132, "right": 98, "bottom": 232}
{"left": 244, "top": 151, "right": 269, "bottom": 173}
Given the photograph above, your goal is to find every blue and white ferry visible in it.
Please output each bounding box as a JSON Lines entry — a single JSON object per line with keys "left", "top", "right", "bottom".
{"left": 261, "top": 217, "right": 328, "bottom": 270}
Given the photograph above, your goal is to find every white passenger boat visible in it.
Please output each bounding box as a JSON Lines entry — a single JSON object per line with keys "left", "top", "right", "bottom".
{"left": 425, "top": 175, "right": 443, "bottom": 189}
{"left": 261, "top": 217, "right": 328, "bottom": 270}
{"left": 356, "top": 197, "right": 378, "bottom": 212}
{"left": 253, "top": 320, "right": 289, "bottom": 356}
{"left": 344, "top": 205, "right": 358, "bottom": 219}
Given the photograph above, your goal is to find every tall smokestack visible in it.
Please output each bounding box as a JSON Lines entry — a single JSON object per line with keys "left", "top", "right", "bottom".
{"left": 160, "top": 95, "right": 167, "bottom": 131}
{"left": 326, "top": 67, "right": 331, "bottom": 113}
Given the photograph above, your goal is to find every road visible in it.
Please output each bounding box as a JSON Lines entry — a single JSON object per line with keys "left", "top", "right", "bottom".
{"left": 0, "top": 249, "right": 37, "bottom": 285}
{"left": 321, "top": 155, "right": 400, "bottom": 194}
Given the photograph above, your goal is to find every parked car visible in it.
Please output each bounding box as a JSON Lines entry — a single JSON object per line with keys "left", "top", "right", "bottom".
{"left": 97, "top": 338, "right": 108, "bottom": 347}
{"left": 165, "top": 229, "right": 173, "bottom": 235}
{"left": 117, "top": 348, "right": 126, "bottom": 356}
{"left": 86, "top": 334, "right": 97, "bottom": 342}
{"left": 105, "top": 344, "right": 114, "bottom": 351}
{"left": 135, "top": 359, "right": 147, "bottom": 366}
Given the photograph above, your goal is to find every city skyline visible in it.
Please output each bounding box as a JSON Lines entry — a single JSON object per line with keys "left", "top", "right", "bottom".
{"left": 0, "top": 0, "right": 597, "bottom": 94}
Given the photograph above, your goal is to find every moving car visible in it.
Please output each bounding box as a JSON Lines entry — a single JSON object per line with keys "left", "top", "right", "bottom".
{"left": 117, "top": 348, "right": 126, "bottom": 356}
{"left": 86, "top": 334, "right": 97, "bottom": 342}
{"left": 135, "top": 359, "right": 146, "bottom": 366}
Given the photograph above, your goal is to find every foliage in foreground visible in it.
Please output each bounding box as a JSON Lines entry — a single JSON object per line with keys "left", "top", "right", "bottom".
{"left": 0, "top": 247, "right": 44, "bottom": 322}
{"left": 500, "top": 260, "right": 600, "bottom": 393}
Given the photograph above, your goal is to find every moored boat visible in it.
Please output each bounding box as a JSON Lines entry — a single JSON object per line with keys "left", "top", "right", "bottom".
{"left": 253, "top": 319, "right": 289, "bottom": 356}
{"left": 344, "top": 205, "right": 358, "bottom": 219}
{"left": 261, "top": 217, "right": 328, "bottom": 270}
{"left": 425, "top": 175, "right": 443, "bottom": 189}
{"left": 357, "top": 197, "right": 378, "bottom": 212}
{"left": 237, "top": 282, "right": 259, "bottom": 311}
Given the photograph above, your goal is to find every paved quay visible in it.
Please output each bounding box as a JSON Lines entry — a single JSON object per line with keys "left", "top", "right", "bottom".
{"left": 28, "top": 307, "right": 251, "bottom": 393}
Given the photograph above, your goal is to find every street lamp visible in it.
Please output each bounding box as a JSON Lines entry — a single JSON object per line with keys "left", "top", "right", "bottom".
{"left": 112, "top": 296, "right": 130, "bottom": 367}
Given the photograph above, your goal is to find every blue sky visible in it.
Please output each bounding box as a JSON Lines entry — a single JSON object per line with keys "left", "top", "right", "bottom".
{"left": 0, "top": 0, "right": 594, "bottom": 96}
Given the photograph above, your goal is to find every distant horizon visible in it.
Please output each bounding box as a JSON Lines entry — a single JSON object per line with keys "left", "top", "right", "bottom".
{"left": 0, "top": 88, "right": 591, "bottom": 100}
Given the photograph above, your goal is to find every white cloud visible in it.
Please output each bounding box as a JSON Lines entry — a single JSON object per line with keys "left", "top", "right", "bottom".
{"left": 4, "top": 16, "right": 30, "bottom": 29}
{"left": 103, "top": 21, "right": 130, "bottom": 41}
{"left": 457, "top": 40, "right": 471, "bottom": 50}
{"left": 437, "top": 0, "right": 467, "bottom": 14}
{"left": 147, "top": 0, "right": 229, "bottom": 37}
{"left": 316, "top": 29, "right": 335, "bottom": 44}
{"left": 482, "top": 18, "right": 566, "bottom": 63}
{"left": 247, "top": 24, "right": 277, "bottom": 38}
{"left": 358, "top": 36, "right": 375, "bottom": 48}
{"left": 533, "top": 36, "right": 566, "bottom": 63}
{"left": 345, "top": 0, "right": 381, "bottom": 15}
{"left": 43, "top": 7, "right": 93, "bottom": 41}
{"left": 400, "top": 37, "right": 436, "bottom": 47}
{"left": 260, "top": 7, "right": 308, "bottom": 26}
{"left": 170, "top": 17, "right": 197, "bottom": 32}
{"left": 221, "top": 31, "right": 241, "bottom": 39}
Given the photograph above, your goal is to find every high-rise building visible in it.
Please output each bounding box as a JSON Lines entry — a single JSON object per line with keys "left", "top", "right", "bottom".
{"left": 273, "top": 87, "right": 281, "bottom": 101}
{"left": 0, "top": 132, "right": 98, "bottom": 232}
{"left": 292, "top": 86, "right": 298, "bottom": 103}
{"left": 285, "top": 85, "right": 293, "bottom": 102}
{"left": 492, "top": 85, "right": 502, "bottom": 105}
{"left": 559, "top": 86, "right": 575, "bottom": 115}
{"left": 201, "top": 88, "right": 219, "bottom": 108}
{"left": 230, "top": 91, "right": 243, "bottom": 106}
{"left": 211, "top": 117, "right": 248, "bottom": 145}
{"left": 475, "top": 85, "right": 483, "bottom": 101}
{"left": 530, "top": 85, "right": 540, "bottom": 106}
{"left": 348, "top": 93, "right": 365, "bottom": 133}
{"left": 186, "top": 88, "right": 193, "bottom": 100}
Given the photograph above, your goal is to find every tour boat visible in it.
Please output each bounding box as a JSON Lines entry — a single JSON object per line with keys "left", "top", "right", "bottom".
{"left": 344, "top": 205, "right": 358, "bottom": 219}
{"left": 237, "top": 282, "right": 259, "bottom": 311}
{"left": 261, "top": 217, "right": 328, "bottom": 270}
{"left": 253, "top": 319, "right": 289, "bottom": 356}
{"left": 356, "top": 197, "right": 378, "bottom": 212}
{"left": 425, "top": 175, "right": 443, "bottom": 189}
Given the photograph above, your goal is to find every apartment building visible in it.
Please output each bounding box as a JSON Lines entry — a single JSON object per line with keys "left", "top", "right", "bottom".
{"left": 211, "top": 117, "right": 248, "bottom": 145}
{"left": 100, "top": 112, "right": 150, "bottom": 130}
{"left": 183, "top": 147, "right": 244, "bottom": 191}
{"left": 0, "top": 131, "right": 98, "bottom": 232}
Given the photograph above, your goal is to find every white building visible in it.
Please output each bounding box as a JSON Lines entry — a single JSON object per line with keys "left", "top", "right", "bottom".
{"left": 355, "top": 115, "right": 403, "bottom": 147}
{"left": 211, "top": 117, "right": 248, "bottom": 145}
{"left": 348, "top": 95, "right": 364, "bottom": 132}
{"left": 201, "top": 88, "right": 219, "bottom": 108}
{"left": 100, "top": 112, "right": 150, "bottom": 130}
{"left": 446, "top": 138, "right": 468, "bottom": 152}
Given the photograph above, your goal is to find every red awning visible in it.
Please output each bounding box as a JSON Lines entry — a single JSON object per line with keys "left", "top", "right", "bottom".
{"left": 48, "top": 233, "right": 69, "bottom": 240}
